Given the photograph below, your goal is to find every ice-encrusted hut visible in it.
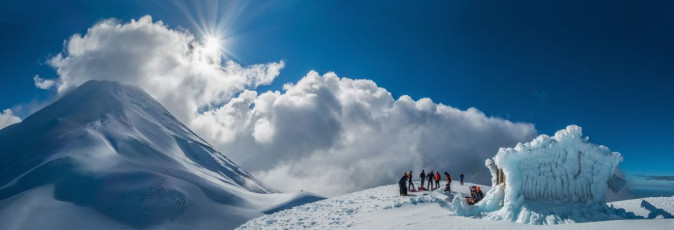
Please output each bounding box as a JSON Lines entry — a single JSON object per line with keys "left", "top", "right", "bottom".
{"left": 491, "top": 125, "right": 622, "bottom": 204}
{"left": 452, "top": 125, "right": 632, "bottom": 224}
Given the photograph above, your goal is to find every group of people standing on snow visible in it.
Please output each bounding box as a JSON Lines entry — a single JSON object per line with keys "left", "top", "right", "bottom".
{"left": 399, "top": 169, "right": 465, "bottom": 196}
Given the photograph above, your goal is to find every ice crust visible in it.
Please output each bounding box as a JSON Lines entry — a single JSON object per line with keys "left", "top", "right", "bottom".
{"left": 496, "top": 125, "right": 622, "bottom": 204}
{"left": 454, "top": 125, "right": 632, "bottom": 224}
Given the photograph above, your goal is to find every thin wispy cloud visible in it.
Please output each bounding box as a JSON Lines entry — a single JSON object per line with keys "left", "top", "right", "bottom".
{"left": 645, "top": 176, "right": 674, "bottom": 182}
{"left": 0, "top": 109, "right": 21, "bottom": 129}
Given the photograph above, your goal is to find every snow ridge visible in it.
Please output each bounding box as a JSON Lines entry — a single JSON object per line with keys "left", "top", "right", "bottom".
{"left": 0, "top": 80, "right": 314, "bottom": 229}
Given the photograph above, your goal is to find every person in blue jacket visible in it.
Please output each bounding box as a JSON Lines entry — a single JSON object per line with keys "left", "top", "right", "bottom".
{"left": 460, "top": 172, "right": 465, "bottom": 185}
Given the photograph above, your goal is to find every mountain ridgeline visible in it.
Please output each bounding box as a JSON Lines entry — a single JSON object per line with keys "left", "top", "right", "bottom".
{"left": 0, "top": 80, "right": 310, "bottom": 229}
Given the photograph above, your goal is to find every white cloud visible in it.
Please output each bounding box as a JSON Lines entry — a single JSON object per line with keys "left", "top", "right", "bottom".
{"left": 33, "top": 75, "right": 57, "bottom": 89}
{"left": 0, "top": 109, "right": 21, "bottom": 129}
{"left": 43, "top": 15, "right": 284, "bottom": 123}
{"left": 195, "top": 71, "right": 538, "bottom": 196}
{"left": 39, "top": 15, "right": 538, "bottom": 197}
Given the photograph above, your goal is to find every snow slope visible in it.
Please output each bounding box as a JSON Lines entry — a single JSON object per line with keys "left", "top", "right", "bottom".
{"left": 0, "top": 80, "right": 323, "bottom": 229}
{"left": 238, "top": 181, "right": 674, "bottom": 229}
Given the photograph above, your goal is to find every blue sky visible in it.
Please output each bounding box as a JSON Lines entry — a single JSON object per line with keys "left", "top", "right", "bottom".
{"left": 1, "top": 0, "right": 673, "bottom": 195}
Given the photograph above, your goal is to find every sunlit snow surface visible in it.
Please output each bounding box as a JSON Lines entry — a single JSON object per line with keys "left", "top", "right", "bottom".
{"left": 0, "top": 81, "right": 322, "bottom": 229}
{"left": 239, "top": 126, "right": 669, "bottom": 229}
{"left": 238, "top": 182, "right": 674, "bottom": 230}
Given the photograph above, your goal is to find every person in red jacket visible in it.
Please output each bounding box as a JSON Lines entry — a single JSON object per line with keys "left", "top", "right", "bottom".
{"left": 434, "top": 172, "right": 441, "bottom": 190}
{"left": 444, "top": 172, "right": 452, "bottom": 192}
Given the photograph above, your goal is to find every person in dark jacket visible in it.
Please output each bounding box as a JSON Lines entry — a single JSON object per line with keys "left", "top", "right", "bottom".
{"left": 460, "top": 172, "right": 464, "bottom": 185}
{"left": 427, "top": 170, "right": 434, "bottom": 190}
{"left": 419, "top": 170, "right": 426, "bottom": 190}
{"left": 399, "top": 173, "right": 408, "bottom": 195}
{"left": 408, "top": 170, "right": 415, "bottom": 191}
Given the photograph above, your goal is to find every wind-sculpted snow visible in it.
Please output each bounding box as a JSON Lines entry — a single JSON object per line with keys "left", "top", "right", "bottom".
{"left": 0, "top": 80, "right": 319, "bottom": 229}
{"left": 609, "top": 197, "right": 674, "bottom": 219}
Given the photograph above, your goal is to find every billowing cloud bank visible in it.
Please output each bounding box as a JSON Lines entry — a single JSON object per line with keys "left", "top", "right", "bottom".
{"left": 0, "top": 109, "right": 21, "bottom": 129}
{"left": 38, "top": 15, "right": 537, "bottom": 196}
{"left": 43, "top": 15, "right": 284, "bottom": 123}
{"left": 207, "top": 72, "right": 537, "bottom": 195}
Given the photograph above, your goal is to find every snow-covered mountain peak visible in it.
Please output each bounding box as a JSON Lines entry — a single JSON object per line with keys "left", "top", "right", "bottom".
{"left": 0, "top": 80, "right": 319, "bottom": 229}
{"left": 18, "top": 80, "right": 193, "bottom": 139}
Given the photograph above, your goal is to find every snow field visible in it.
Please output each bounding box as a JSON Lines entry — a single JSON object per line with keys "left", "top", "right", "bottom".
{"left": 239, "top": 182, "right": 674, "bottom": 229}
{"left": 237, "top": 183, "right": 438, "bottom": 229}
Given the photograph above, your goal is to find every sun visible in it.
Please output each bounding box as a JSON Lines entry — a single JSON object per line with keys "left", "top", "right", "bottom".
{"left": 169, "top": 0, "right": 241, "bottom": 59}
{"left": 203, "top": 35, "right": 222, "bottom": 53}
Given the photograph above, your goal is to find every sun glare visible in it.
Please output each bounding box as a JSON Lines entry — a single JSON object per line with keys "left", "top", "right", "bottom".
{"left": 204, "top": 35, "right": 221, "bottom": 53}
{"left": 168, "top": 0, "right": 245, "bottom": 59}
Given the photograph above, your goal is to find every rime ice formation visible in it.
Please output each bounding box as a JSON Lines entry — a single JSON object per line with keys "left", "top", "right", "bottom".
{"left": 452, "top": 125, "right": 634, "bottom": 224}
{"left": 496, "top": 125, "right": 622, "bottom": 204}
